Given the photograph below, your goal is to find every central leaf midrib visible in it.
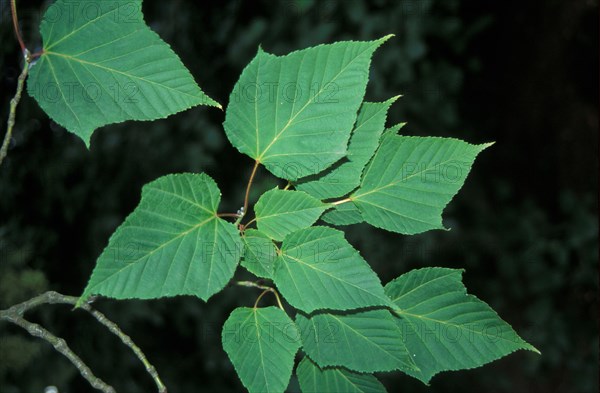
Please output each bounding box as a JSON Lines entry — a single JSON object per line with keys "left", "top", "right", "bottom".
{"left": 327, "top": 313, "right": 412, "bottom": 369}
{"left": 387, "top": 271, "right": 459, "bottom": 304}
{"left": 282, "top": 253, "right": 385, "bottom": 303}
{"left": 395, "top": 308, "right": 530, "bottom": 348}
{"left": 352, "top": 154, "right": 464, "bottom": 201}
{"left": 43, "top": 51, "right": 201, "bottom": 100}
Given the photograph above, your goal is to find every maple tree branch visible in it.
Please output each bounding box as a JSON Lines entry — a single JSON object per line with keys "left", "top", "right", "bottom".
{"left": 1, "top": 314, "right": 116, "bottom": 393}
{"left": 0, "top": 291, "right": 167, "bottom": 393}
{"left": 1, "top": 54, "right": 30, "bottom": 167}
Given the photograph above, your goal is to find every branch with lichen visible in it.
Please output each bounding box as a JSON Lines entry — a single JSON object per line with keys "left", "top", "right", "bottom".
{"left": 0, "top": 291, "right": 167, "bottom": 393}
{"left": 0, "top": 51, "right": 30, "bottom": 167}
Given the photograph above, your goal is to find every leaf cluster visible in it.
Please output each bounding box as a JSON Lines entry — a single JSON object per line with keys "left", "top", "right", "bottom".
{"left": 19, "top": 2, "right": 538, "bottom": 392}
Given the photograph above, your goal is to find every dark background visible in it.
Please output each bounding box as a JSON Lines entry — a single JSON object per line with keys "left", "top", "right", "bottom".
{"left": 0, "top": 0, "right": 598, "bottom": 392}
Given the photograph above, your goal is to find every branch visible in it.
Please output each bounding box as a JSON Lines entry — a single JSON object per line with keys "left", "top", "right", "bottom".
{"left": 1, "top": 313, "right": 116, "bottom": 393}
{"left": 1, "top": 53, "right": 30, "bottom": 167}
{"left": 82, "top": 305, "right": 167, "bottom": 393}
{"left": 0, "top": 291, "right": 167, "bottom": 393}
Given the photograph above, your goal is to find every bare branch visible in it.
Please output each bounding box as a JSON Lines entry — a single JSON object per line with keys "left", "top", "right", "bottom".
{"left": 0, "top": 291, "right": 167, "bottom": 393}
{"left": 1, "top": 313, "right": 116, "bottom": 393}
{"left": 82, "top": 305, "right": 167, "bottom": 393}
{"left": 1, "top": 52, "right": 30, "bottom": 167}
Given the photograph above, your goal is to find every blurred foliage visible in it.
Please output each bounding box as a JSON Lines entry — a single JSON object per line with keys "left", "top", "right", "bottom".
{"left": 0, "top": 0, "right": 597, "bottom": 392}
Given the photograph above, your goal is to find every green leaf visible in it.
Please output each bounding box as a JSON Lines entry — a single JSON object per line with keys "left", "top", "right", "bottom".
{"left": 296, "top": 309, "right": 418, "bottom": 373}
{"left": 222, "top": 307, "right": 301, "bottom": 393}
{"left": 223, "top": 36, "right": 392, "bottom": 180}
{"left": 351, "top": 134, "right": 492, "bottom": 234}
{"left": 255, "top": 189, "right": 328, "bottom": 241}
{"left": 80, "top": 173, "right": 242, "bottom": 303}
{"left": 273, "top": 227, "right": 391, "bottom": 313}
{"left": 385, "top": 268, "right": 540, "bottom": 383}
{"left": 241, "top": 229, "right": 277, "bottom": 279}
{"left": 297, "top": 97, "right": 399, "bottom": 199}
{"left": 321, "top": 202, "right": 364, "bottom": 226}
{"left": 28, "top": 0, "right": 219, "bottom": 146}
{"left": 296, "top": 357, "right": 387, "bottom": 393}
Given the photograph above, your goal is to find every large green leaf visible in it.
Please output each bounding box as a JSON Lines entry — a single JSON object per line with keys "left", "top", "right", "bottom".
{"left": 351, "top": 134, "right": 492, "bottom": 234}
{"left": 274, "top": 227, "right": 391, "bottom": 313}
{"left": 80, "top": 173, "right": 242, "bottom": 303}
{"left": 296, "top": 357, "right": 387, "bottom": 393}
{"left": 28, "top": 0, "right": 219, "bottom": 146}
{"left": 241, "top": 229, "right": 277, "bottom": 279}
{"left": 296, "top": 310, "right": 418, "bottom": 373}
{"left": 222, "top": 307, "right": 301, "bottom": 393}
{"left": 385, "top": 268, "right": 540, "bottom": 383}
{"left": 297, "top": 97, "right": 399, "bottom": 199}
{"left": 255, "top": 189, "right": 327, "bottom": 241}
{"left": 223, "top": 36, "right": 392, "bottom": 180}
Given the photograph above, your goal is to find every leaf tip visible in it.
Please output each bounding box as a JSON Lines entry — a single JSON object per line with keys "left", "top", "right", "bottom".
{"left": 480, "top": 141, "right": 495, "bottom": 150}
{"left": 79, "top": 131, "right": 92, "bottom": 149}
{"left": 370, "top": 34, "right": 394, "bottom": 49}
{"left": 527, "top": 343, "right": 542, "bottom": 355}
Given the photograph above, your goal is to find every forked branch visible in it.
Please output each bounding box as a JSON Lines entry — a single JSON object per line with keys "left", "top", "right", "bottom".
{"left": 2, "top": 313, "right": 116, "bottom": 393}
{"left": 0, "top": 291, "right": 167, "bottom": 393}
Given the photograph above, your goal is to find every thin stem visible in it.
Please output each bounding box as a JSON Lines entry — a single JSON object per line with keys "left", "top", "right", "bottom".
{"left": 283, "top": 182, "right": 291, "bottom": 191}
{"left": 330, "top": 197, "right": 352, "bottom": 206}
{"left": 10, "top": 0, "right": 26, "bottom": 54}
{"left": 243, "top": 160, "right": 260, "bottom": 215}
{"left": 0, "top": 291, "right": 167, "bottom": 393}
{"left": 238, "top": 281, "right": 285, "bottom": 311}
{"left": 1, "top": 55, "right": 30, "bottom": 167}
{"left": 217, "top": 213, "right": 242, "bottom": 219}
{"left": 240, "top": 217, "right": 257, "bottom": 231}
{"left": 253, "top": 289, "right": 270, "bottom": 308}
{"left": 2, "top": 314, "right": 116, "bottom": 393}
{"left": 30, "top": 50, "right": 44, "bottom": 60}
{"left": 271, "top": 290, "right": 285, "bottom": 310}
